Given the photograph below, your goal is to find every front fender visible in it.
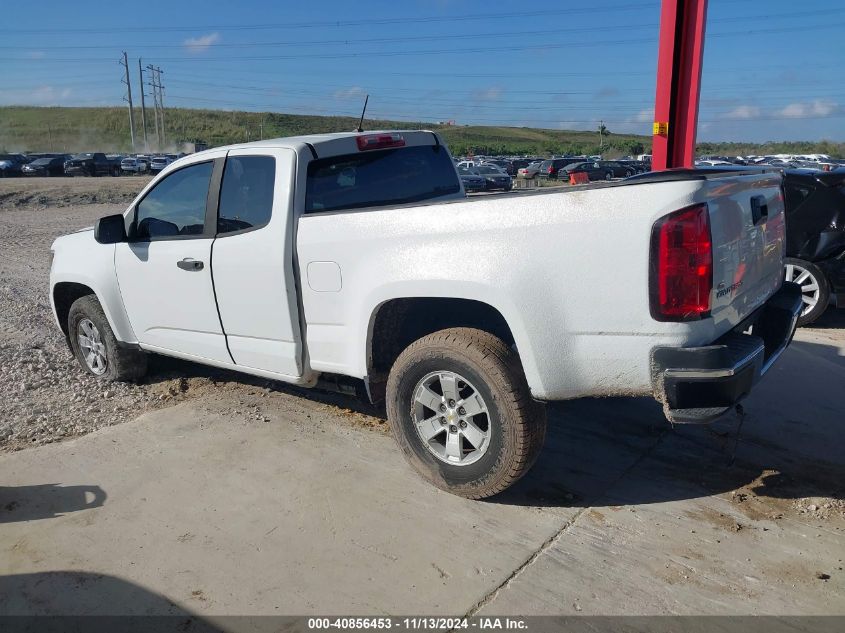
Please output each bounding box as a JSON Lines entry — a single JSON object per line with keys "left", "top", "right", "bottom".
{"left": 50, "top": 231, "right": 137, "bottom": 344}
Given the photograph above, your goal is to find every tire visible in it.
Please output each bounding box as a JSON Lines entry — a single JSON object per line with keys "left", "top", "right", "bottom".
{"left": 605, "top": 171, "right": 613, "bottom": 181}
{"left": 67, "top": 295, "right": 148, "bottom": 381}
{"left": 386, "top": 328, "right": 546, "bottom": 499}
{"left": 784, "top": 258, "right": 830, "bottom": 326}
{"left": 625, "top": 170, "right": 634, "bottom": 177}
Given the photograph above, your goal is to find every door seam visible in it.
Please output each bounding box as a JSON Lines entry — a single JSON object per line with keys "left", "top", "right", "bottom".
{"left": 208, "top": 237, "right": 236, "bottom": 365}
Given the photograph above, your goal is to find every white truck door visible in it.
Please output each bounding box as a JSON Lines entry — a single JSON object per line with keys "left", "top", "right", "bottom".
{"left": 210, "top": 148, "right": 304, "bottom": 377}
{"left": 114, "top": 155, "right": 232, "bottom": 364}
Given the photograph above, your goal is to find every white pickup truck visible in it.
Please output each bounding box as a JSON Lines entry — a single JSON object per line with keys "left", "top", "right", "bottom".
{"left": 50, "top": 130, "right": 802, "bottom": 498}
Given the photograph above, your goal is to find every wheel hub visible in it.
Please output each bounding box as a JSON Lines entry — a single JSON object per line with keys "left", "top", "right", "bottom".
{"left": 411, "top": 370, "right": 491, "bottom": 466}
{"left": 77, "top": 318, "right": 108, "bottom": 375}
{"left": 785, "top": 263, "right": 821, "bottom": 317}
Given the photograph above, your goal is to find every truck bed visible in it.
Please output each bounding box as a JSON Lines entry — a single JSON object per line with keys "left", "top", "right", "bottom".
{"left": 297, "top": 168, "right": 786, "bottom": 401}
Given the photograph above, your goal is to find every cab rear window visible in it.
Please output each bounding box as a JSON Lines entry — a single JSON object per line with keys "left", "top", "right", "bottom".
{"left": 305, "top": 145, "right": 460, "bottom": 213}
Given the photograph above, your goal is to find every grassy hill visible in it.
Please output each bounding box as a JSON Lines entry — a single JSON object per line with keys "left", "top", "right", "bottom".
{"left": 0, "top": 106, "right": 647, "bottom": 157}
{"left": 1, "top": 106, "right": 842, "bottom": 158}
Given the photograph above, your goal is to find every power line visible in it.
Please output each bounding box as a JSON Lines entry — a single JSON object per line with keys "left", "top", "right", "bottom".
{"left": 0, "top": 3, "right": 658, "bottom": 34}
{"left": 3, "top": 9, "right": 839, "bottom": 51}
{"left": 4, "top": 21, "right": 843, "bottom": 63}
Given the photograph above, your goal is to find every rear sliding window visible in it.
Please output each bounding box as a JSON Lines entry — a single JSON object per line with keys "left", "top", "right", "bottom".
{"left": 305, "top": 145, "right": 460, "bottom": 213}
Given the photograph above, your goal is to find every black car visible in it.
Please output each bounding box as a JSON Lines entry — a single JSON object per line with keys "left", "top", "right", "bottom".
{"left": 782, "top": 168, "right": 845, "bottom": 325}
{"left": 0, "top": 154, "right": 31, "bottom": 177}
{"left": 616, "top": 159, "right": 649, "bottom": 175}
{"left": 472, "top": 165, "right": 513, "bottom": 191}
{"left": 564, "top": 161, "right": 614, "bottom": 181}
{"left": 457, "top": 166, "right": 487, "bottom": 193}
{"left": 484, "top": 159, "right": 515, "bottom": 175}
{"left": 64, "top": 152, "right": 122, "bottom": 177}
{"left": 598, "top": 161, "right": 637, "bottom": 178}
{"left": 21, "top": 155, "right": 69, "bottom": 177}
{"left": 510, "top": 158, "right": 534, "bottom": 173}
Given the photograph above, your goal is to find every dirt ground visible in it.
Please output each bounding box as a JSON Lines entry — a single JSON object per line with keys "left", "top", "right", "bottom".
{"left": 0, "top": 177, "right": 843, "bottom": 618}
{"left": 0, "top": 174, "right": 151, "bottom": 211}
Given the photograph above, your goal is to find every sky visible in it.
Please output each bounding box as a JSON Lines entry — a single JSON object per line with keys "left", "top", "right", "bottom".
{"left": 1, "top": 0, "right": 843, "bottom": 143}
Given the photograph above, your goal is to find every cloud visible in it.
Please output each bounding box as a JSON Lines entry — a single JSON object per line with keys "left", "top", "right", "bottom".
{"left": 333, "top": 86, "right": 366, "bottom": 100}
{"left": 25, "top": 51, "right": 46, "bottom": 59}
{"left": 183, "top": 32, "right": 220, "bottom": 53}
{"left": 471, "top": 86, "right": 504, "bottom": 102}
{"left": 777, "top": 99, "right": 838, "bottom": 118}
{"left": 0, "top": 85, "right": 74, "bottom": 106}
{"left": 725, "top": 105, "right": 761, "bottom": 120}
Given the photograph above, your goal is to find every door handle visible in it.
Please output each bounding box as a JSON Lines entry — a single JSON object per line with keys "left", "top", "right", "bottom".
{"left": 750, "top": 195, "right": 768, "bottom": 225}
{"left": 177, "top": 258, "right": 204, "bottom": 271}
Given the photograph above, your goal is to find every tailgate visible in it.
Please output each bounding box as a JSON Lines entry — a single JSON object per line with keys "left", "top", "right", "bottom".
{"left": 704, "top": 172, "right": 786, "bottom": 325}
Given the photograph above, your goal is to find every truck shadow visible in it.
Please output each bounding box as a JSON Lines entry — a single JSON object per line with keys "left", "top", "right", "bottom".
{"left": 0, "top": 571, "right": 222, "bottom": 627}
{"left": 0, "top": 484, "right": 106, "bottom": 524}
{"left": 495, "top": 337, "right": 845, "bottom": 509}
{"left": 137, "top": 338, "right": 843, "bottom": 512}
{"left": 802, "top": 307, "right": 845, "bottom": 330}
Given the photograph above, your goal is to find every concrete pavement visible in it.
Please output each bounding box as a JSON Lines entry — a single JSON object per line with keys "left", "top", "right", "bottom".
{"left": 1, "top": 313, "right": 843, "bottom": 618}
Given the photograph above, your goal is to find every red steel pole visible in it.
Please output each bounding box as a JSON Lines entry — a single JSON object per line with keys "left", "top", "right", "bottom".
{"left": 652, "top": 0, "right": 708, "bottom": 170}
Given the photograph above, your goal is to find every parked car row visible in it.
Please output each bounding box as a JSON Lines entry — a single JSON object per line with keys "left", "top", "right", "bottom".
{"left": 0, "top": 151, "right": 184, "bottom": 177}
{"left": 695, "top": 154, "right": 845, "bottom": 171}
{"left": 457, "top": 164, "right": 513, "bottom": 192}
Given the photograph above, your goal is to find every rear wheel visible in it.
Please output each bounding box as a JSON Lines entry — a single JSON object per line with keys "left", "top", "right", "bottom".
{"left": 386, "top": 328, "right": 546, "bottom": 499}
{"left": 605, "top": 171, "right": 613, "bottom": 181}
{"left": 785, "top": 258, "right": 830, "bottom": 326}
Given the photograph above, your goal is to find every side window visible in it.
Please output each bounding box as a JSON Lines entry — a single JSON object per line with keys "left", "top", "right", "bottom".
{"left": 217, "top": 156, "right": 276, "bottom": 235}
{"left": 135, "top": 161, "right": 213, "bottom": 239}
{"left": 784, "top": 183, "right": 812, "bottom": 211}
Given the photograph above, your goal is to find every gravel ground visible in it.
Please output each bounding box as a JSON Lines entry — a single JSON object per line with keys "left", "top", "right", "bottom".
{"left": 0, "top": 200, "right": 160, "bottom": 448}
{"left": 0, "top": 178, "right": 383, "bottom": 450}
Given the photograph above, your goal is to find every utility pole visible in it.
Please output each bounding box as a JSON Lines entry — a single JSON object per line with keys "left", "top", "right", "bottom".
{"left": 120, "top": 52, "right": 136, "bottom": 152}
{"left": 138, "top": 58, "right": 148, "bottom": 152}
{"left": 155, "top": 67, "right": 166, "bottom": 149}
{"left": 146, "top": 64, "right": 160, "bottom": 151}
{"left": 599, "top": 119, "right": 604, "bottom": 149}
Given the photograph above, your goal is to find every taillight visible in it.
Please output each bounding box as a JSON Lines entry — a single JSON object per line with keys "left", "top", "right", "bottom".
{"left": 356, "top": 133, "right": 405, "bottom": 151}
{"left": 649, "top": 203, "right": 712, "bottom": 321}
{"left": 547, "top": 166, "right": 553, "bottom": 173}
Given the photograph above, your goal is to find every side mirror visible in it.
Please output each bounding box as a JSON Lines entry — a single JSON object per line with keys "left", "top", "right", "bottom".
{"left": 94, "top": 214, "right": 127, "bottom": 244}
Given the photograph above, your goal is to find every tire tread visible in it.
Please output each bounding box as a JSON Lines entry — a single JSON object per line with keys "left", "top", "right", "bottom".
{"left": 386, "top": 327, "right": 545, "bottom": 499}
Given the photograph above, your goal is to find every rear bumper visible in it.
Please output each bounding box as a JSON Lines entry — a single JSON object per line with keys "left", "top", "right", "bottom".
{"left": 650, "top": 282, "right": 802, "bottom": 423}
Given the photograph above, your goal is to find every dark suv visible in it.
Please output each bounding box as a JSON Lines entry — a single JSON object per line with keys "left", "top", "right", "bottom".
{"left": 538, "top": 158, "right": 582, "bottom": 179}
{"left": 782, "top": 168, "right": 845, "bottom": 325}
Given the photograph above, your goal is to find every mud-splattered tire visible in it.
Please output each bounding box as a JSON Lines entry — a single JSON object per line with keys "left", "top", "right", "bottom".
{"left": 67, "top": 295, "right": 148, "bottom": 381}
{"left": 386, "top": 328, "right": 546, "bottom": 499}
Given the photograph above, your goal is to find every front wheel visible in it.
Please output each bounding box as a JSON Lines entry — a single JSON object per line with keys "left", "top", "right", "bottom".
{"left": 604, "top": 171, "right": 613, "bottom": 181}
{"left": 68, "top": 295, "right": 148, "bottom": 381}
{"left": 785, "top": 258, "right": 830, "bottom": 326}
{"left": 386, "top": 328, "right": 546, "bottom": 499}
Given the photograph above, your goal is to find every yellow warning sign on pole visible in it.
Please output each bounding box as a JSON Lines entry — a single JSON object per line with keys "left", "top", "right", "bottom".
{"left": 653, "top": 121, "right": 669, "bottom": 136}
